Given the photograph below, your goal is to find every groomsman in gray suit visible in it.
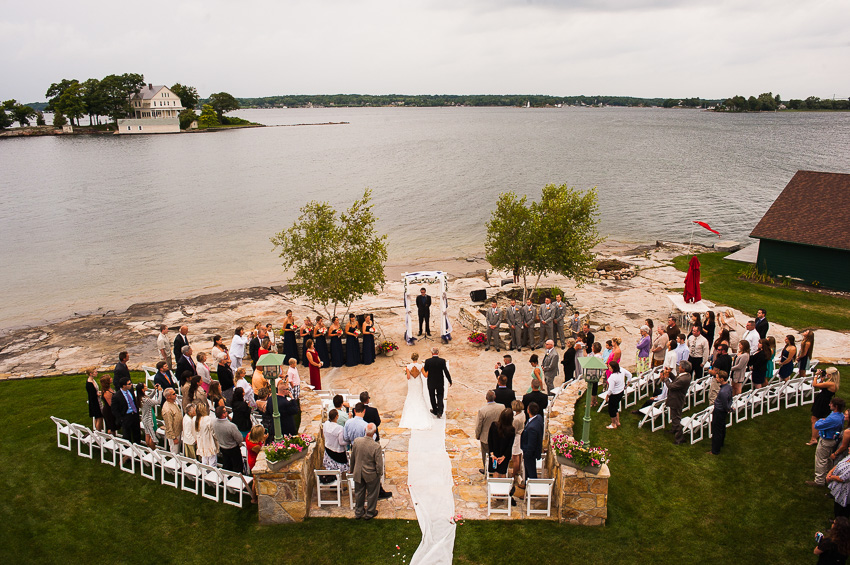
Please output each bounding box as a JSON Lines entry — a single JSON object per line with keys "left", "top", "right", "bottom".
{"left": 522, "top": 299, "right": 538, "bottom": 351}
{"left": 505, "top": 299, "right": 523, "bottom": 352}
{"left": 553, "top": 294, "right": 567, "bottom": 349}
{"left": 541, "top": 339, "right": 560, "bottom": 395}
{"left": 485, "top": 301, "right": 502, "bottom": 352}
{"left": 538, "top": 297, "right": 555, "bottom": 347}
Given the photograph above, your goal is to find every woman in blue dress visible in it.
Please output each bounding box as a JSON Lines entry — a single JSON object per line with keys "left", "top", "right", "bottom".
{"left": 777, "top": 334, "right": 797, "bottom": 381}
{"left": 313, "top": 315, "right": 331, "bottom": 368}
{"left": 361, "top": 314, "right": 376, "bottom": 365}
{"left": 345, "top": 313, "right": 361, "bottom": 367}
{"left": 300, "top": 317, "right": 314, "bottom": 367}
{"left": 328, "top": 316, "right": 345, "bottom": 367}
{"left": 282, "top": 310, "right": 300, "bottom": 364}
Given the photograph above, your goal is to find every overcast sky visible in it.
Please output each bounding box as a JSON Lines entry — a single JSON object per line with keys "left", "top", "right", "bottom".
{"left": 2, "top": 0, "right": 848, "bottom": 102}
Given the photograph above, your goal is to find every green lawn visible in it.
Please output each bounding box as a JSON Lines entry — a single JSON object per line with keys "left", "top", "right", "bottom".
{"left": 672, "top": 252, "right": 850, "bottom": 331}
{"left": 1, "top": 372, "right": 843, "bottom": 564}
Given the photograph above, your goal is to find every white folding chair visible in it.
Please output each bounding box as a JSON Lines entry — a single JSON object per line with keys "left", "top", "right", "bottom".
{"left": 680, "top": 408, "right": 708, "bottom": 444}
{"left": 199, "top": 462, "right": 222, "bottom": 502}
{"left": 332, "top": 389, "right": 351, "bottom": 397}
{"left": 624, "top": 379, "right": 640, "bottom": 409}
{"left": 799, "top": 377, "right": 815, "bottom": 406}
{"left": 95, "top": 431, "right": 118, "bottom": 467}
{"left": 316, "top": 391, "right": 333, "bottom": 402}
{"left": 487, "top": 478, "right": 514, "bottom": 516}
{"left": 596, "top": 388, "right": 610, "bottom": 413}
{"left": 348, "top": 476, "right": 356, "bottom": 508}
{"left": 748, "top": 387, "right": 768, "bottom": 418}
{"left": 50, "top": 416, "right": 73, "bottom": 451}
{"left": 113, "top": 437, "right": 138, "bottom": 473}
{"left": 638, "top": 399, "right": 667, "bottom": 432}
{"left": 157, "top": 449, "right": 180, "bottom": 488}
{"left": 176, "top": 454, "right": 202, "bottom": 494}
{"left": 732, "top": 391, "right": 751, "bottom": 424}
{"left": 220, "top": 468, "right": 253, "bottom": 508}
{"left": 133, "top": 444, "right": 158, "bottom": 480}
{"left": 142, "top": 366, "right": 157, "bottom": 387}
{"left": 536, "top": 455, "right": 545, "bottom": 479}
{"left": 315, "top": 470, "right": 342, "bottom": 507}
{"left": 69, "top": 423, "right": 96, "bottom": 459}
{"left": 525, "top": 478, "right": 555, "bottom": 516}
{"left": 766, "top": 381, "right": 786, "bottom": 413}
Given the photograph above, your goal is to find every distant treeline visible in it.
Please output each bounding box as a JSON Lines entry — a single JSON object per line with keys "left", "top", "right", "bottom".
{"left": 230, "top": 94, "right": 721, "bottom": 109}
{"left": 717, "top": 92, "right": 850, "bottom": 112}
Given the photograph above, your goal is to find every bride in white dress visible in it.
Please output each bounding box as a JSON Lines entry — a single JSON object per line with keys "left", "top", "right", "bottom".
{"left": 399, "top": 352, "right": 433, "bottom": 430}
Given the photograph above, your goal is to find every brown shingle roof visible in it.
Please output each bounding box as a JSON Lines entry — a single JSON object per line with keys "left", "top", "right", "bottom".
{"left": 750, "top": 170, "right": 850, "bottom": 252}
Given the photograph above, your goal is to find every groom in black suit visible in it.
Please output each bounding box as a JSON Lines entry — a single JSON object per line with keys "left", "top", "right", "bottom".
{"left": 423, "top": 347, "right": 452, "bottom": 417}
{"left": 416, "top": 288, "right": 432, "bottom": 336}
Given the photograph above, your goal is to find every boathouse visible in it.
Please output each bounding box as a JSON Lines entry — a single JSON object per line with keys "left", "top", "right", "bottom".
{"left": 749, "top": 170, "right": 850, "bottom": 291}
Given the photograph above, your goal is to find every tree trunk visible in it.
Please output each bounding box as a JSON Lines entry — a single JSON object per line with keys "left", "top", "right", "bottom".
{"left": 521, "top": 274, "right": 529, "bottom": 303}
{"left": 531, "top": 274, "right": 542, "bottom": 301}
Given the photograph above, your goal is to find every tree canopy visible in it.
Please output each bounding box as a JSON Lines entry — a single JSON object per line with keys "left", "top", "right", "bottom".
{"left": 270, "top": 188, "right": 388, "bottom": 317}
{"left": 1, "top": 99, "right": 38, "bottom": 128}
{"left": 44, "top": 73, "right": 145, "bottom": 125}
{"left": 170, "top": 83, "right": 200, "bottom": 110}
{"left": 208, "top": 92, "right": 240, "bottom": 122}
{"left": 485, "top": 184, "right": 603, "bottom": 301}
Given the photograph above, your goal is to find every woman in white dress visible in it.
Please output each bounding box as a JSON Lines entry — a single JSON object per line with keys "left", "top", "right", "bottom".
{"left": 399, "top": 352, "right": 432, "bottom": 430}
{"left": 229, "top": 326, "right": 248, "bottom": 372}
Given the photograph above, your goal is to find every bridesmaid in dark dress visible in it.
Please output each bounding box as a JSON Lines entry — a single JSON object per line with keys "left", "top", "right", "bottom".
{"left": 300, "top": 317, "right": 314, "bottom": 367}
{"left": 345, "top": 313, "right": 361, "bottom": 367}
{"left": 282, "top": 310, "right": 300, "bottom": 364}
{"left": 361, "top": 314, "right": 376, "bottom": 365}
{"left": 703, "top": 311, "right": 716, "bottom": 353}
{"left": 328, "top": 316, "right": 345, "bottom": 367}
{"left": 313, "top": 316, "right": 330, "bottom": 368}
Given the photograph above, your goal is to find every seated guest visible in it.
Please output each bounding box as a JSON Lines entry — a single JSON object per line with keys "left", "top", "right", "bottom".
{"left": 212, "top": 405, "right": 244, "bottom": 473}
{"left": 322, "top": 409, "right": 350, "bottom": 473}
{"left": 230, "top": 387, "right": 253, "bottom": 438}
{"left": 182, "top": 404, "right": 197, "bottom": 459}
{"left": 333, "top": 394, "right": 350, "bottom": 425}
{"left": 493, "top": 375, "right": 516, "bottom": 409}
{"left": 522, "top": 378, "right": 548, "bottom": 418}
{"left": 234, "top": 368, "right": 255, "bottom": 408}
{"left": 495, "top": 355, "right": 516, "bottom": 389}
{"left": 176, "top": 346, "right": 197, "bottom": 385}
{"left": 196, "top": 352, "right": 212, "bottom": 393}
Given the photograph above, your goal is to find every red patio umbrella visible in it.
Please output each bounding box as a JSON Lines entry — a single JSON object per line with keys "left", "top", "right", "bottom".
{"left": 683, "top": 255, "right": 701, "bottom": 303}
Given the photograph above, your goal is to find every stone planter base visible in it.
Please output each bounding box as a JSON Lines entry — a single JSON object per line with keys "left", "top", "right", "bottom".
{"left": 556, "top": 454, "right": 603, "bottom": 475}
{"left": 384, "top": 350, "right": 395, "bottom": 358}
{"left": 266, "top": 446, "right": 309, "bottom": 472}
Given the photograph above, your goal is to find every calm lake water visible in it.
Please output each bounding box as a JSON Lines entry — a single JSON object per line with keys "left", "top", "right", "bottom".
{"left": 2, "top": 106, "right": 849, "bottom": 330}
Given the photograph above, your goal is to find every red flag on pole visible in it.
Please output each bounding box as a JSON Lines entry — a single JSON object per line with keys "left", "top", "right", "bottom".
{"left": 693, "top": 221, "right": 720, "bottom": 236}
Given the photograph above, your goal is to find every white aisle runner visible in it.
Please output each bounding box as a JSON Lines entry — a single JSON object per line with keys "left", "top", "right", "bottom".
{"left": 408, "top": 397, "right": 456, "bottom": 565}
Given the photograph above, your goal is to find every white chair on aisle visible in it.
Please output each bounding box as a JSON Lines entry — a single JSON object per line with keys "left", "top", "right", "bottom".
{"left": 50, "top": 416, "right": 73, "bottom": 451}
{"left": 680, "top": 408, "right": 710, "bottom": 444}
{"left": 748, "top": 387, "right": 769, "bottom": 418}
{"left": 176, "top": 453, "right": 202, "bottom": 495}
{"left": 220, "top": 468, "right": 253, "bottom": 508}
{"left": 766, "top": 381, "right": 787, "bottom": 413}
{"left": 113, "top": 437, "right": 138, "bottom": 474}
{"left": 142, "top": 366, "right": 157, "bottom": 387}
{"left": 95, "top": 431, "right": 118, "bottom": 467}
{"left": 347, "top": 476, "right": 356, "bottom": 508}
{"left": 596, "top": 388, "right": 610, "bottom": 413}
{"left": 800, "top": 377, "right": 815, "bottom": 405}
{"left": 784, "top": 378, "right": 804, "bottom": 408}
{"left": 638, "top": 399, "right": 667, "bottom": 431}
{"left": 332, "top": 388, "right": 351, "bottom": 397}
{"left": 198, "top": 462, "right": 222, "bottom": 502}
{"left": 133, "top": 444, "right": 159, "bottom": 480}
{"left": 525, "top": 478, "right": 555, "bottom": 516}
{"left": 486, "top": 477, "right": 514, "bottom": 516}
{"left": 69, "top": 423, "right": 96, "bottom": 459}
{"left": 732, "top": 391, "right": 751, "bottom": 424}
{"left": 157, "top": 449, "right": 181, "bottom": 488}
{"left": 315, "top": 470, "right": 342, "bottom": 507}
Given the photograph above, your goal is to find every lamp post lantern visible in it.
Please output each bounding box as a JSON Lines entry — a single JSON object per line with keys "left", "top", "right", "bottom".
{"left": 256, "top": 353, "right": 286, "bottom": 442}
{"left": 578, "top": 355, "right": 607, "bottom": 444}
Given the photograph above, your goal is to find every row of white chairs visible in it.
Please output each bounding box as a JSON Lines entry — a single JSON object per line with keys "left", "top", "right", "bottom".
{"left": 51, "top": 416, "right": 254, "bottom": 508}
{"left": 487, "top": 478, "right": 556, "bottom": 517}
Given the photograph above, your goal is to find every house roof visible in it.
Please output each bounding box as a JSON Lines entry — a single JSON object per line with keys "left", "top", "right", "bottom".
{"left": 750, "top": 170, "right": 850, "bottom": 252}
{"left": 133, "top": 85, "right": 168, "bottom": 100}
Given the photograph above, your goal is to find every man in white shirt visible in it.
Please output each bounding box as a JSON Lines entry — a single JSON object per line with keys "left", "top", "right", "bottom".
{"left": 157, "top": 324, "right": 172, "bottom": 371}
{"left": 741, "top": 320, "right": 760, "bottom": 355}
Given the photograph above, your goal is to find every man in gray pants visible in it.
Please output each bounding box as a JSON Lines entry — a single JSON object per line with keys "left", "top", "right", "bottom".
{"left": 553, "top": 294, "right": 567, "bottom": 349}
{"left": 505, "top": 299, "right": 523, "bottom": 352}
{"left": 538, "top": 297, "right": 555, "bottom": 347}
{"left": 522, "top": 299, "right": 537, "bottom": 351}
{"left": 485, "top": 301, "right": 502, "bottom": 352}
{"left": 350, "top": 423, "right": 384, "bottom": 519}
{"left": 540, "top": 340, "right": 560, "bottom": 395}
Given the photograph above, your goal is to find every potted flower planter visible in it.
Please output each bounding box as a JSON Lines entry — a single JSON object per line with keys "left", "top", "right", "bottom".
{"left": 556, "top": 454, "right": 603, "bottom": 474}
{"left": 384, "top": 349, "right": 395, "bottom": 358}
{"left": 267, "top": 449, "right": 309, "bottom": 472}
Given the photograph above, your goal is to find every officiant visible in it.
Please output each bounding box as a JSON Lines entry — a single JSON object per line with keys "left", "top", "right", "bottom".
{"left": 416, "top": 287, "right": 432, "bottom": 336}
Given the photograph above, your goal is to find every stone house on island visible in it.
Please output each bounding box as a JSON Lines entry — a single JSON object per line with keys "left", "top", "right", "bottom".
{"left": 749, "top": 170, "right": 850, "bottom": 291}
{"left": 116, "top": 84, "right": 184, "bottom": 134}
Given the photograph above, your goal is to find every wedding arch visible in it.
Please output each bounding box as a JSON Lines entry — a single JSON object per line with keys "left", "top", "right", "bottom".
{"left": 403, "top": 271, "right": 453, "bottom": 344}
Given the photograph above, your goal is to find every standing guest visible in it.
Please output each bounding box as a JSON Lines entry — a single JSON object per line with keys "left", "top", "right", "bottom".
{"left": 246, "top": 425, "right": 267, "bottom": 472}
{"left": 114, "top": 351, "right": 131, "bottom": 390}
{"left": 485, "top": 300, "right": 503, "bottom": 352}
{"left": 703, "top": 311, "right": 716, "bottom": 351}
{"left": 560, "top": 338, "right": 577, "bottom": 383}
{"left": 510, "top": 400, "right": 526, "bottom": 482}
{"left": 754, "top": 309, "right": 769, "bottom": 339}
{"left": 828, "top": 456, "right": 850, "bottom": 519}
{"left": 766, "top": 335, "right": 777, "bottom": 381}
{"left": 231, "top": 387, "right": 254, "bottom": 438}
{"left": 522, "top": 299, "right": 538, "bottom": 351}
{"left": 602, "top": 339, "right": 613, "bottom": 363}
{"left": 708, "top": 371, "right": 733, "bottom": 455}
{"left": 265, "top": 323, "right": 276, "bottom": 350}
{"left": 730, "top": 341, "right": 750, "bottom": 396}
{"left": 495, "top": 355, "right": 516, "bottom": 389}
{"left": 505, "top": 299, "right": 523, "bottom": 352}
{"left": 360, "top": 391, "right": 382, "bottom": 441}
{"left": 263, "top": 381, "right": 299, "bottom": 436}
{"left": 582, "top": 322, "right": 595, "bottom": 355}
{"left": 814, "top": 517, "right": 850, "bottom": 562}
{"left": 350, "top": 423, "right": 383, "bottom": 520}
{"left": 675, "top": 334, "right": 689, "bottom": 365}
{"left": 196, "top": 352, "right": 211, "bottom": 393}
{"left": 689, "top": 313, "right": 702, "bottom": 334}
{"left": 207, "top": 381, "right": 225, "bottom": 410}
{"left": 541, "top": 339, "right": 560, "bottom": 396}
{"left": 229, "top": 326, "right": 248, "bottom": 372}
{"left": 313, "top": 316, "right": 330, "bottom": 368}
{"left": 808, "top": 398, "right": 846, "bottom": 487}
{"left": 520, "top": 402, "right": 544, "bottom": 484}
{"left": 138, "top": 383, "right": 163, "bottom": 449}
{"left": 718, "top": 309, "right": 739, "bottom": 350}
{"left": 195, "top": 403, "right": 218, "bottom": 466}
{"left": 285, "top": 358, "right": 302, "bottom": 400}
{"left": 475, "top": 391, "right": 504, "bottom": 474}
{"left": 522, "top": 378, "right": 549, "bottom": 418}
{"left": 213, "top": 405, "right": 244, "bottom": 473}
{"left": 741, "top": 320, "right": 760, "bottom": 356}
{"left": 161, "top": 388, "right": 182, "bottom": 454}
{"left": 211, "top": 335, "right": 233, "bottom": 394}
{"left": 182, "top": 404, "right": 197, "bottom": 459}
{"left": 251, "top": 364, "right": 269, "bottom": 397}
{"left": 707, "top": 343, "right": 733, "bottom": 405}
{"left": 333, "top": 394, "right": 350, "bottom": 425}
{"left": 113, "top": 377, "right": 141, "bottom": 444}
{"left": 603, "top": 337, "right": 623, "bottom": 403}
{"left": 663, "top": 339, "right": 678, "bottom": 372}
{"left": 234, "top": 367, "right": 255, "bottom": 408}
{"left": 249, "top": 325, "right": 265, "bottom": 370}
{"left": 749, "top": 339, "right": 770, "bottom": 389}
{"left": 569, "top": 312, "right": 581, "bottom": 339}
{"left": 182, "top": 375, "right": 207, "bottom": 411}
{"left": 328, "top": 316, "right": 345, "bottom": 367}
{"left": 798, "top": 329, "right": 815, "bottom": 378}
{"left": 259, "top": 337, "right": 271, "bottom": 359}
{"left": 157, "top": 324, "right": 173, "bottom": 371}
{"left": 361, "top": 314, "right": 377, "bottom": 365}
{"left": 553, "top": 295, "right": 567, "bottom": 349}
{"left": 528, "top": 354, "right": 544, "bottom": 392}
{"left": 605, "top": 361, "right": 629, "bottom": 429}
{"left": 665, "top": 360, "right": 693, "bottom": 445}
{"left": 153, "top": 361, "right": 178, "bottom": 398}
{"left": 687, "top": 325, "right": 710, "bottom": 381}
{"left": 810, "top": 368, "right": 841, "bottom": 445}
{"left": 592, "top": 342, "right": 604, "bottom": 359}
{"left": 305, "top": 339, "right": 322, "bottom": 390}
{"left": 345, "top": 314, "right": 361, "bottom": 367}
{"left": 173, "top": 325, "right": 190, "bottom": 363}
{"left": 85, "top": 368, "right": 103, "bottom": 431}
{"left": 299, "top": 318, "right": 313, "bottom": 367}
{"left": 651, "top": 325, "right": 669, "bottom": 369}
{"left": 777, "top": 335, "right": 798, "bottom": 382}
{"left": 488, "top": 408, "right": 516, "bottom": 478}
{"left": 644, "top": 318, "right": 655, "bottom": 345}
{"left": 322, "top": 409, "right": 350, "bottom": 474}
{"left": 665, "top": 316, "right": 680, "bottom": 343}
{"left": 255, "top": 387, "right": 270, "bottom": 413}
{"left": 538, "top": 297, "right": 555, "bottom": 347}
{"left": 176, "top": 346, "right": 197, "bottom": 385}
{"left": 493, "top": 375, "right": 516, "bottom": 409}
{"left": 100, "top": 375, "right": 117, "bottom": 434}
{"left": 636, "top": 326, "right": 652, "bottom": 375}
{"left": 416, "top": 287, "right": 432, "bottom": 336}
{"left": 282, "top": 311, "right": 300, "bottom": 363}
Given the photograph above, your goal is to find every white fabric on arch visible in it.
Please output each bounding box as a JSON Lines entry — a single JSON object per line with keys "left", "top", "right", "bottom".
{"left": 403, "top": 271, "right": 453, "bottom": 344}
